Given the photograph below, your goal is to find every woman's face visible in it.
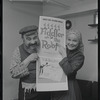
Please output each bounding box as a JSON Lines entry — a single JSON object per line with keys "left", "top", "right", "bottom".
{"left": 66, "top": 33, "right": 79, "bottom": 50}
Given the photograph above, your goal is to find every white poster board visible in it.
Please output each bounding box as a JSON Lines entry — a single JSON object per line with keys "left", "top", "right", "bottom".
{"left": 36, "top": 16, "right": 68, "bottom": 91}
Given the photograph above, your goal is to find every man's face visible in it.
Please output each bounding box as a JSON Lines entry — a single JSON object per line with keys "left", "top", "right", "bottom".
{"left": 22, "top": 31, "right": 40, "bottom": 52}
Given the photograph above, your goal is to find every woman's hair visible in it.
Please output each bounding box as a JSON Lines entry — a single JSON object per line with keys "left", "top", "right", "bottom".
{"left": 66, "top": 29, "right": 84, "bottom": 53}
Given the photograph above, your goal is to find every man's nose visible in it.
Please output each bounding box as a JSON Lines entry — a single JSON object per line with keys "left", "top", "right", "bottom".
{"left": 30, "top": 40, "right": 36, "bottom": 44}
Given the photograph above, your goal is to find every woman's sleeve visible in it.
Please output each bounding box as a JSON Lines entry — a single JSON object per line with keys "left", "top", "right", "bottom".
{"left": 10, "top": 47, "right": 29, "bottom": 79}
{"left": 59, "top": 53, "right": 85, "bottom": 76}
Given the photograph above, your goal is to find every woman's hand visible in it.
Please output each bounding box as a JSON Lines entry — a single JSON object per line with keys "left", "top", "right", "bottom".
{"left": 57, "top": 44, "right": 67, "bottom": 58}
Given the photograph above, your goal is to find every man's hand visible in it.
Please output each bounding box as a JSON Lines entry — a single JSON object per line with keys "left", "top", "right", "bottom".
{"left": 24, "top": 53, "right": 39, "bottom": 63}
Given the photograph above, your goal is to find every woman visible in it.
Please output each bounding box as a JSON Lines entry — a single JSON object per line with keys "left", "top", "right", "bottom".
{"left": 51, "top": 29, "right": 85, "bottom": 100}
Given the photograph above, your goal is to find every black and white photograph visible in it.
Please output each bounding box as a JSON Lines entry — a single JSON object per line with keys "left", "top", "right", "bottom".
{"left": 3, "top": 0, "right": 98, "bottom": 100}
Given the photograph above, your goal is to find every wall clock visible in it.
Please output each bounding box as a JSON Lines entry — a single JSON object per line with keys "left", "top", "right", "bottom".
{"left": 66, "top": 20, "right": 72, "bottom": 29}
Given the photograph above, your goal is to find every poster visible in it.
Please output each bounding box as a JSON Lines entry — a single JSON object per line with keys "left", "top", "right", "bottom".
{"left": 36, "top": 16, "right": 68, "bottom": 91}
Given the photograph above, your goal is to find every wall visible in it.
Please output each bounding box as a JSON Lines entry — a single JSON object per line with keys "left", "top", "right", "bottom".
{"left": 60, "top": 11, "right": 98, "bottom": 82}
{"left": 43, "top": 0, "right": 97, "bottom": 17}
{"left": 3, "top": 0, "right": 43, "bottom": 100}
{"left": 43, "top": 1, "right": 98, "bottom": 82}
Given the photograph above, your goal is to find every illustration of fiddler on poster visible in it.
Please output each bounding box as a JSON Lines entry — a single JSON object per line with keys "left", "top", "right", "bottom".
{"left": 36, "top": 16, "right": 68, "bottom": 91}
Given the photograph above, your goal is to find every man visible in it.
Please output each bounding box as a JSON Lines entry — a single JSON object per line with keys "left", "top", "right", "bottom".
{"left": 10, "top": 25, "right": 50, "bottom": 100}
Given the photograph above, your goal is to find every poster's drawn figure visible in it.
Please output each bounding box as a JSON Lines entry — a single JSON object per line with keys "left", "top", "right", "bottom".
{"left": 39, "top": 62, "right": 48, "bottom": 74}
{"left": 38, "top": 57, "right": 64, "bottom": 82}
